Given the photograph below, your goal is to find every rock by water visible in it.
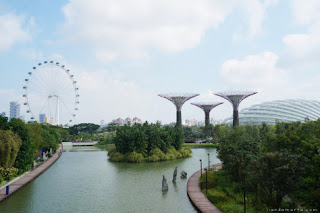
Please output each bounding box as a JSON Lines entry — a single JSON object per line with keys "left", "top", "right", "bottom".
{"left": 162, "top": 175, "right": 168, "bottom": 191}
{"left": 172, "top": 167, "right": 177, "bottom": 183}
{"left": 180, "top": 170, "right": 187, "bottom": 178}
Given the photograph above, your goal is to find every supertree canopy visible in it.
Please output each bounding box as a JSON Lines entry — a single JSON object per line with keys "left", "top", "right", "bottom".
{"left": 191, "top": 102, "right": 223, "bottom": 129}
{"left": 158, "top": 93, "right": 199, "bottom": 128}
{"left": 214, "top": 91, "right": 257, "bottom": 126}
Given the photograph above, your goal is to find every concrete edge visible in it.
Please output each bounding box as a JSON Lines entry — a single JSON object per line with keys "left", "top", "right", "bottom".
{"left": 0, "top": 144, "right": 63, "bottom": 202}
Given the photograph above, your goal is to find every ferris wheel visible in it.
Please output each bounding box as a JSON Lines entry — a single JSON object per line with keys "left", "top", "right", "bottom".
{"left": 23, "top": 61, "right": 79, "bottom": 126}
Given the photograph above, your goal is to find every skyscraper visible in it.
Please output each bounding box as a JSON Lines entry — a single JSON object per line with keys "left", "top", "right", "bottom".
{"left": 10, "top": 101, "right": 20, "bottom": 119}
{"left": 39, "top": 114, "right": 46, "bottom": 123}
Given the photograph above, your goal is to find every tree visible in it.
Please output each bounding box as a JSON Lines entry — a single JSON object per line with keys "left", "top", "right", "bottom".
{"left": 217, "top": 126, "right": 259, "bottom": 183}
{"left": 68, "top": 123, "right": 100, "bottom": 135}
{"left": 27, "top": 122, "right": 44, "bottom": 153}
{"left": 249, "top": 151, "right": 307, "bottom": 208}
{"left": 0, "top": 130, "right": 22, "bottom": 168}
{"left": 9, "top": 118, "right": 34, "bottom": 173}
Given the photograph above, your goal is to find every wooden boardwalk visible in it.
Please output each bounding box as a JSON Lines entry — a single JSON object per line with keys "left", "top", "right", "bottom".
{"left": 187, "top": 163, "right": 223, "bottom": 213}
{"left": 0, "top": 145, "right": 62, "bottom": 202}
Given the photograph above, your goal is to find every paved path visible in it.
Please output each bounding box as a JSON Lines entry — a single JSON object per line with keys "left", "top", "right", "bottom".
{"left": 0, "top": 144, "right": 62, "bottom": 202}
{"left": 187, "top": 163, "right": 223, "bottom": 213}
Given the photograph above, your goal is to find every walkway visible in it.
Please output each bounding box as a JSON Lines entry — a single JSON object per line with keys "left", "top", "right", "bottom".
{"left": 187, "top": 163, "right": 223, "bottom": 213}
{"left": 0, "top": 144, "right": 63, "bottom": 202}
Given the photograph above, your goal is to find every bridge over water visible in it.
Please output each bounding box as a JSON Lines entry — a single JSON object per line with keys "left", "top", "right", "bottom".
{"left": 62, "top": 141, "right": 98, "bottom": 147}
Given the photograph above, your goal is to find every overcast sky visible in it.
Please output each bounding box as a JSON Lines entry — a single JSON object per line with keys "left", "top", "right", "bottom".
{"left": 1, "top": 0, "right": 320, "bottom": 125}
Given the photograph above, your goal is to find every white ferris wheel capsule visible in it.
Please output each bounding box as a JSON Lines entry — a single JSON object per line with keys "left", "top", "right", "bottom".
{"left": 23, "top": 61, "right": 79, "bottom": 126}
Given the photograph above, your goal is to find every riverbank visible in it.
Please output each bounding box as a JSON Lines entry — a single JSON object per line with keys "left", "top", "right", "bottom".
{"left": 0, "top": 144, "right": 62, "bottom": 202}
{"left": 187, "top": 163, "right": 223, "bottom": 213}
{"left": 108, "top": 146, "right": 192, "bottom": 163}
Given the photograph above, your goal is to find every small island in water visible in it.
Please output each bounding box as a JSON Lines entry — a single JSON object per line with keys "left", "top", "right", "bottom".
{"left": 108, "top": 122, "right": 192, "bottom": 163}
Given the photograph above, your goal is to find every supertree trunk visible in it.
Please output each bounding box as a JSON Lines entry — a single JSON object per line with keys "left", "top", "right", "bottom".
{"left": 205, "top": 112, "right": 210, "bottom": 129}
{"left": 233, "top": 109, "right": 239, "bottom": 127}
{"left": 176, "top": 110, "right": 182, "bottom": 128}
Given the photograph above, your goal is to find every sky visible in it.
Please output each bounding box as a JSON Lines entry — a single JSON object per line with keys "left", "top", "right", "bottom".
{"left": 1, "top": 0, "right": 320, "bottom": 125}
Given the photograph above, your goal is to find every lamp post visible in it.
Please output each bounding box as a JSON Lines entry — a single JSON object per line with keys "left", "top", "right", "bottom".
{"left": 243, "top": 186, "right": 246, "bottom": 213}
{"left": 204, "top": 168, "right": 208, "bottom": 194}
{"left": 207, "top": 153, "right": 210, "bottom": 169}
{"left": 200, "top": 159, "right": 202, "bottom": 177}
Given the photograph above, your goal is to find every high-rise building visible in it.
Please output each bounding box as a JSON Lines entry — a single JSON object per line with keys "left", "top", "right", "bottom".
{"left": 39, "top": 114, "right": 46, "bottom": 123}
{"left": 100, "top": 120, "right": 105, "bottom": 126}
{"left": 10, "top": 101, "right": 20, "bottom": 119}
{"left": 0, "top": 112, "right": 6, "bottom": 117}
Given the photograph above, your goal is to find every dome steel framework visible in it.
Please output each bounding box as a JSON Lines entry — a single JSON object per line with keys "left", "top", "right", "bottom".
{"left": 223, "top": 99, "right": 320, "bottom": 125}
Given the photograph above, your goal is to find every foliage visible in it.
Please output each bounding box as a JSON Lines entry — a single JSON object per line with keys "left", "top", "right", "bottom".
{"left": 114, "top": 122, "right": 185, "bottom": 156}
{"left": 27, "top": 123, "right": 60, "bottom": 152}
{"left": 124, "top": 152, "right": 144, "bottom": 163}
{"left": 248, "top": 151, "right": 307, "bottom": 208}
{"left": 7, "top": 118, "right": 34, "bottom": 174}
{"left": 0, "top": 167, "right": 19, "bottom": 181}
{"left": 97, "top": 132, "right": 116, "bottom": 145}
{"left": 107, "top": 148, "right": 124, "bottom": 162}
{"left": 217, "top": 126, "right": 259, "bottom": 183}
{"left": 68, "top": 123, "right": 100, "bottom": 135}
{"left": 0, "top": 130, "right": 22, "bottom": 168}
{"left": 210, "top": 120, "right": 320, "bottom": 209}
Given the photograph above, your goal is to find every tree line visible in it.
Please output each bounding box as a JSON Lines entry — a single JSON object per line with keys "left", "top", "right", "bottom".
{"left": 207, "top": 120, "right": 320, "bottom": 210}
{"left": 0, "top": 116, "right": 61, "bottom": 182}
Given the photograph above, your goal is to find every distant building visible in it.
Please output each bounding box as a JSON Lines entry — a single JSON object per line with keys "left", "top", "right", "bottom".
{"left": 132, "top": 117, "right": 142, "bottom": 124}
{"left": 100, "top": 120, "right": 105, "bottom": 126}
{"left": 124, "top": 117, "right": 132, "bottom": 125}
{"left": 185, "top": 118, "right": 204, "bottom": 127}
{"left": 39, "top": 114, "right": 46, "bottom": 123}
{"left": 110, "top": 117, "right": 143, "bottom": 126}
{"left": 0, "top": 112, "right": 6, "bottom": 117}
{"left": 10, "top": 101, "right": 20, "bottom": 120}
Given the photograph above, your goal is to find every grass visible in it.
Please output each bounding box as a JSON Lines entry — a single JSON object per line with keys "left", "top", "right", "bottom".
{"left": 200, "top": 169, "right": 269, "bottom": 213}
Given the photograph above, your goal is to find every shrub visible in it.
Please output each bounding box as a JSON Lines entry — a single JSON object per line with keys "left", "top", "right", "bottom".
{"left": 108, "top": 148, "right": 125, "bottom": 162}
{"left": 149, "top": 148, "right": 167, "bottom": 161}
{"left": 125, "top": 152, "right": 144, "bottom": 163}
{"left": 179, "top": 147, "right": 192, "bottom": 157}
{"left": 146, "top": 155, "right": 160, "bottom": 162}
{"left": 0, "top": 167, "right": 19, "bottom": 181}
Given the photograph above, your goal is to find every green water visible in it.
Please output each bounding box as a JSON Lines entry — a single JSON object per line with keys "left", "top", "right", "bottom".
{"left": 0, "top": 146, "right": 220, "bottom": 213}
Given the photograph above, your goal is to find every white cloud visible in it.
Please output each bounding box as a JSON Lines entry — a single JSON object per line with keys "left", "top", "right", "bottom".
{"left": 220, "top": 51, "right": 287, "bottom": 89}
{"left": 280, "top": 1, "right": 320, "bottom": 67}
{"left": 218, "top": 51, "right": 294, "bottom": 114}
{"left": 291, "top": 0, "right": 320, "bottom": 25}
{"left": 62, "top": 0, "right": 273, "bottom": 60}
{"left": 232, "top": 0, "right": 277, "bottom": 41}
{"left": 69, "top": 68, "right": 160, "bottom": 123}
{"left": 0, "top": 13, "right": 31, "bottom": 51}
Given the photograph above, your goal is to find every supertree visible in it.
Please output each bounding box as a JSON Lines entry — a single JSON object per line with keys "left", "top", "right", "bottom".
{"left": 158, "top": 93, "right": 199, "bottom": 128}
{"left": 214, "top": 91, "right": 257, "bottom": 127}
{"left": 191, "top": 102, "right": 223, "bottom": 130}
